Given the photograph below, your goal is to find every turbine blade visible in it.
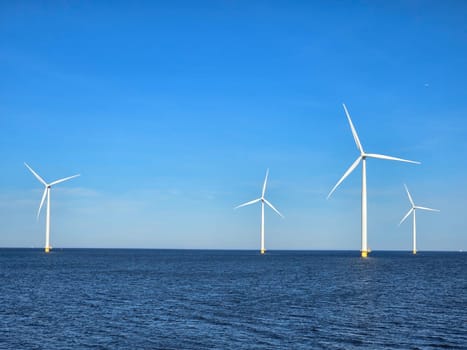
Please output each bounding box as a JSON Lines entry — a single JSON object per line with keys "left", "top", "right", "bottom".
{"left": 37, "top": 187, "right": 47, "bottom": 219}
{"left": 399, "top": 208, "right": 414, "bottom": 225}
{"left": 262, "top": 168, "right": 269, "bottom": 197}
{"left": 365, "top": 153, "right": 420, "bottom": 164}
{"left": 24, "top": 163, "right": 47, "bottom": 186}
{"left": 263, "top": 198, "right": 284, "bottom": 218}
{"left": 49, "top": 174, "right": 80, "bottom": 186}
{"left": 327, "top": 156, "right": 362, "bottom": 199}
{"left": 415, "top": 206, "right": 440, "bottom": 212}
{"left": 404, "top": 184, "right": 415, "bottom": 206}
{"left": 234, "top": 198, "right": 261, "bottom": 209}
{"left": 342, "top": 103, "right": 364, "bottom": 154}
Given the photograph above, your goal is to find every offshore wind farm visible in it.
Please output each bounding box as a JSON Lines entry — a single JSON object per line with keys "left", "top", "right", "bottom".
{"left": 1, "top": 2, "right": 466, "bottom": 349}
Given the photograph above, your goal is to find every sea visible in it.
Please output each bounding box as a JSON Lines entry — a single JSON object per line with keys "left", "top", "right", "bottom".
{"left": 0, "top": 249, "right": 465, "bottom": 349}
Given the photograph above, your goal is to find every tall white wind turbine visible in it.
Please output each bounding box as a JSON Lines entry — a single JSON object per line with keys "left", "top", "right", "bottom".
{"left": 235, "top": 169, "right": 284, "bottom": 255}
{"left": 25, "top": 163, "right": 80, "bottom": 253}
{"left": 399, "top": 184, "right": 439, "bottom": 255}
{"left": 327, "top": 104, "right": 420, "bottom": 258}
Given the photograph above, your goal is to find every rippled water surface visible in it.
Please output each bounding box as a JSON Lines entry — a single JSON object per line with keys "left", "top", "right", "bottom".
{"left": 0, "top": 249, "right": 466, "bottom": 349}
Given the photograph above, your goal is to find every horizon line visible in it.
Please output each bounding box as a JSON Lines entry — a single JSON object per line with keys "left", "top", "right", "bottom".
{"left": 0, "top": 247, "right": 464, "bottom": 252}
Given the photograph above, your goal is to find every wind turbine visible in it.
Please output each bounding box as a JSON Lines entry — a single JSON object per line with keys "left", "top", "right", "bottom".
{"left": 399, "top": 184, "right": 439, "bottom": 255}
{"left": 25, "top": 163, "right": 80, "bottom": 253}
{"left": 235, "top": 169, "right": 284, "bottom": 255}
{"left": 327, "top": 104, "right": 420, "bottom": 258}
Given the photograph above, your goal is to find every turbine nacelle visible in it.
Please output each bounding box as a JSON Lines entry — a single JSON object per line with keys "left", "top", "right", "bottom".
{"left": 24, "top": 162, "right": 80, "bottom": 219}
{"left": 234, "top": 168, "right": 284, "bottom": 218}
{"left": 327, "top": 105, "right": 420, "bottom": 200}
{"left": 400, "top": 184, "right": 440, "bottom": 225}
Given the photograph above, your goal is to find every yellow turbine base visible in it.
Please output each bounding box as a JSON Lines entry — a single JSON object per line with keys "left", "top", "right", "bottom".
{"left": 361, "top": 251, "right": 368, "bottom": 258}
{"left": 45, "top": 247, "right": 50, "bottom": 253}
{"left": 413, "top": 250, "right": 417, "bottom": 255}
{"left": 260, "top": 249, "right": 265, "bottom": 255}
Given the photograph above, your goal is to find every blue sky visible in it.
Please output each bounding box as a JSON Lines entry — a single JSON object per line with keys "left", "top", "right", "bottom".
{"left": 1, "top": 1, "right": 466, "bottom": 250}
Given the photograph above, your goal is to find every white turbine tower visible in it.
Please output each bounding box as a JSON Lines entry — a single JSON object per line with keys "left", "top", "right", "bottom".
{"left": 327, "top": 104, "right": 420, "bottom": 258}
{"left": 235, "top": 169, "right": 284, "bottom": 255}
{"left": 399, "top": 184, "right": 439, "bottom": 255}
{"left": 25, "top": 163, "right": 80, "bottom": 253}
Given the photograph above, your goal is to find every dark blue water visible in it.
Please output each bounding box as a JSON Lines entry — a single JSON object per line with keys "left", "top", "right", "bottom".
{"left": 0, "top": 249, "right": 465, "bottom": 349}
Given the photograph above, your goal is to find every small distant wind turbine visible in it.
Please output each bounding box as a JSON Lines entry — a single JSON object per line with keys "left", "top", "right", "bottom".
{"left": 235, "top": 169, "right": 284, "bottom": 255}
{"left": 25, "top": 163, "right": 80, "bottom": 253}
{"left": 399, "top": 184, "right": 439, "bottom": 255}
{"left": 327, "top": 104, "right": 420, "bottom": 258}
